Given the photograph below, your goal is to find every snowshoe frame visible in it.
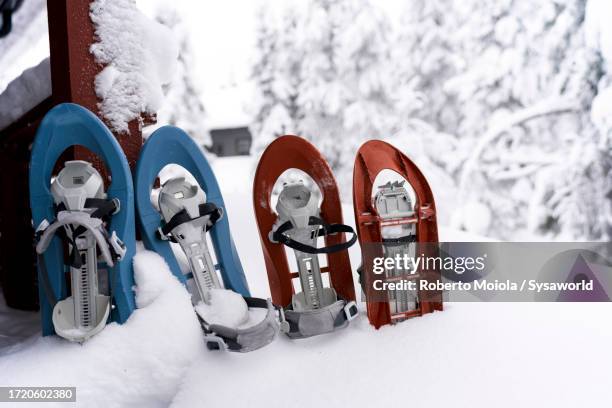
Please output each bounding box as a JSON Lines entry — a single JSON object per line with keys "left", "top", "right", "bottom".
{"left": 353, "top": 140, "right": 443, "bottom": 328}
{"left": 134, "top": 125, "right": 250, "bottom": 296}
{"left": 29, "top": 103, "right": 136, "bottom": 336}
{"left": 253, "top": 135, "right": 356, "bottom": 309}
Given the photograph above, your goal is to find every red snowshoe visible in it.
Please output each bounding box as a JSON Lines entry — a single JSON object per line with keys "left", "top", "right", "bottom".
{"left": 353, "top": 140, "right": 443, "bottom": 329}
{"left": 253, "top": 135, "right": 359, "bottom": 338}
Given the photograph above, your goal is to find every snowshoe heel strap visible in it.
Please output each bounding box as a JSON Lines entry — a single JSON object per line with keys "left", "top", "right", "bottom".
{"left": 199, "top": 297, "right": 280, "bottom": 353}
{"left": 280, "top": 299, "right": 358, "bottom": 339}
{"left": 272, "top": 216, "right": 357, "bottom": 254}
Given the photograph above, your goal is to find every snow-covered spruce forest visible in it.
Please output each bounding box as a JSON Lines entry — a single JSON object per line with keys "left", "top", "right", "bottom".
{"left": 246, "top": 0, "right": 612, "bottom": 241}
{"left": 2, "top": 0, "right": 611, "bottom": 242}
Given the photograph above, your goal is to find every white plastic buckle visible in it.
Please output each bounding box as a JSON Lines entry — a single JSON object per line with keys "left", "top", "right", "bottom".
{"left": 111, "top": 198, "right": 121, "bottom": 215}
{"left": 157, "top": 227, "right": 170, "bottom": 241}
{"left": 35, "top": 219, "right": 50, "bottom": 234}
{"left": 109, "top": 231, "right": 127, "bottom": 260}
{"left": 344, "top": 301, "right": 359, "bottom": 321}
{"left": 278, "top": 307, "right": 290, "bottom": 333}
{"left": 204, "top": 334, "right": 227, "bottom": 352}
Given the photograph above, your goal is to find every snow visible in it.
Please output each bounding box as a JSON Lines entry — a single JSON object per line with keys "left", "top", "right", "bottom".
{"left": 585, "top": 0, "right": 612, "bottom": 63}
{"left": 590, "top": 86, "right": 612, "bottom": 136}
{"left": 204, "top": 86, "right": 253, "bottom": 130}
{"left": 0, "top": 248, "right": 202, "bottom": 407}
{"left": 0, "top": 156, "right": 609, "bottom": 407}
{"left": 172, "top": 303, "right": 612, "bottom": 408}
{"left": 0, "top": 58, "right": 51, "bottom": 131}
{"left": 194, "top": 289, "right": 249, "bottom": 328}
{"left": 585, "top": 0, "right": 612, "bottom": 137}
{"left": 90, "top": 0, "right": 179, "bottom": 133}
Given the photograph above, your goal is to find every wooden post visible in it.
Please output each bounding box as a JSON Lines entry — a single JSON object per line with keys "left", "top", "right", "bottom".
{"left": 47, "top": 0, "right": 150, "bottom": 169}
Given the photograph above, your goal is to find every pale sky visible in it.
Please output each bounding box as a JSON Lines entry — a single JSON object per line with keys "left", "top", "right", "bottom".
{"left": 1, "top": 0, "right": 406, "bottom": 121}
{"left": 138, "top": 0, "right": 405, "bottom": 93}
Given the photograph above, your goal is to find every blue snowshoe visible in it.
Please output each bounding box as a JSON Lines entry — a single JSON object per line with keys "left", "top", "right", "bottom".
{"left": 29, "top": 103, "right": 136, "bottom": 342}
{"left": 134, "top": 126, "right": 278, "bottom": 352}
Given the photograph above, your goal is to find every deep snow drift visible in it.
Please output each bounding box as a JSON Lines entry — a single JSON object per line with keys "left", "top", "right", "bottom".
{"left": 0, "top": 248, "right": 202, "bottom": 407}
{"left": 0, "top": 156, "right": 611, "bottom": 408}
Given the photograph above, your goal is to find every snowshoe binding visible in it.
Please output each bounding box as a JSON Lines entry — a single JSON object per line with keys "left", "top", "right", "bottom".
{"left": 254, "top": 135, "right": 359, "bottom": 339}
{"left": 353, "top": 140, "right": 443, "bottom": 329}
{"left": 30, "top": 104, "right": 136, "bottom": 341}
{"left": 135, "top": 126, "right": 278, "bottom": 352}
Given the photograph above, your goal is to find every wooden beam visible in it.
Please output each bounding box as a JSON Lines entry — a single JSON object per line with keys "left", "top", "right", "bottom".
{"left": 46, "top": 0, "right": 148, "bottom": 168}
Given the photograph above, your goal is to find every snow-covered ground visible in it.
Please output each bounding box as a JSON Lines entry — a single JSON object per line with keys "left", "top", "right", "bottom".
{"left": 0, "top": 156, "right": 611, "bottom": 407}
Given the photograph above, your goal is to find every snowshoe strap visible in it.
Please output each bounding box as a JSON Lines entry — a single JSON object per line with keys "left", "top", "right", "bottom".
{"left": 382, "top": 234, "right": 417, "bottom": 246}
{"left": 34, "top": 212, "right": 125, "bottom": 309}
{"left": 279, "top": 299, "right": 358, "bottom": 339}
{"left": 272, "top": 216, "right": 357, "bottom": 254}
{"left": 36, "top": 252, "right": 59, "bottom": 308}
{"left": 55, "top": 197, "right": 119, "bottom": 222}
{"left": 197, "top": 297, "right": 280, "bottom": 353}
{"left": 35, "top": 212, "right": 116, "bottom": 267}
{"left": 51, "top": 198, "right": 122, "bottom": 266}
{"left": 159, "top": 202, "right": 223, "bottom": 241}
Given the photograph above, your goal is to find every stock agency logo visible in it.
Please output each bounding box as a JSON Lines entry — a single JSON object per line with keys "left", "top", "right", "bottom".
{"left": 372, "top": 252, "right": 486, "bottom": 276}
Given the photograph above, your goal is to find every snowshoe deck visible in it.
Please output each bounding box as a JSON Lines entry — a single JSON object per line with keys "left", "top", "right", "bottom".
{"left": 353, "top": 140, "right": 443, "bottom": 329}
{"left": 29, "top": 103, "right": 136, "bottom": 337}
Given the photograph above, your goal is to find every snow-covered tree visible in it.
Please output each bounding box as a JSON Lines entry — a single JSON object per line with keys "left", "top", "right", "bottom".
{"left": 251, "top": 0, "right": 397, "bottom": 197}
{"left": 155, "top": 8, "right": 208, "bottom": 145}
{"left": 293, "top": 0, "right": 397, "bottom": 197}
{"left": 451, "top": 0, "right": 608, "bottom": 240}
{"left": 392, "top": 0, "right": 462, "bottom": 133}
{"left": 251, "top": 4, "right": 303, "bottom": 156}
{"left": 249, "top": 0, "right": 611, "bottom": 240}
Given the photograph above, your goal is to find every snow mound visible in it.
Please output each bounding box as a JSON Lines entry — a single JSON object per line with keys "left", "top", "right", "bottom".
{"left": 0, "top": 58, "right": 50, "bottom": 131}
{"left": 170, "top": 302, "right": 612, "bottom": 408}
{"left": 0, "top": 249, "right": 202, "bottom": 408}
{"left": 90, "top": 0, "right": 178, "bottom": 133}
{"left": 194, "top": 289, "right": 249, "bottom": 328}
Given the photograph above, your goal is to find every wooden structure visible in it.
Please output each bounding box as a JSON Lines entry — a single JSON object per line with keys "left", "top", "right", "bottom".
{"left": 0, "top": 0, "right": 151, "bottom": 310}
{"left": 208, "top": 126, "right": 252, "bottom": 157}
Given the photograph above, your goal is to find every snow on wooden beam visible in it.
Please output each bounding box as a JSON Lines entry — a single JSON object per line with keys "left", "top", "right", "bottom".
{"left": 46, "top": 0, "right": 152, "bottom": 168}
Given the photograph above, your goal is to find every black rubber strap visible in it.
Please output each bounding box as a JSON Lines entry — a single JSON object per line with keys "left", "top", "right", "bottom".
{"left": 37, "top": 253, "right": 58, "bottom": 308}
{"left": 197, "top": 295, "right": 270, "bottom": 352}
{"left": 199, "top": 203, "right": 222, "bottom": 229}
{"left": 243, "top": 296, "right": 269, "bottom": 309}
{"left": 160, "top": 203, "right": 222, "bottom": 238}
{"left": 85, "top": 198, "right": 118, "bottom": 220}
{"left": 382, "top": 234, "right": 417, "bottom": 246}
{"left": 58, "top": 198, "right": 119, "bottom": 240}
{"left": 160, "top": 209, "right": 192, "bottom": 237}
{"left": 272, "top": 216, "right": 357, "bottom": 254}
{"left": 1, "top": 11, "right": 12, "bottom": 37}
